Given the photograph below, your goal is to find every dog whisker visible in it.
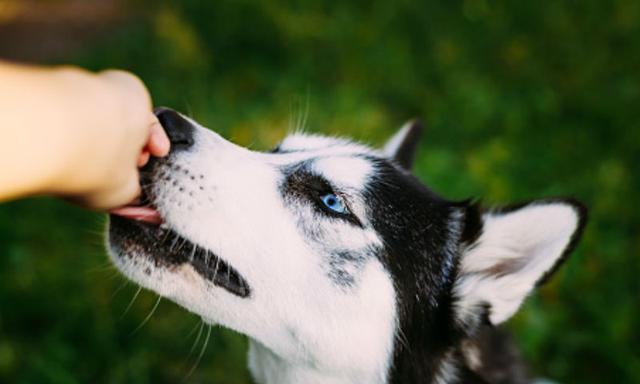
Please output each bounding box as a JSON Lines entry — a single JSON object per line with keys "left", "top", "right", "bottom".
{"left": 169, "top": 235, "right": 180, "bottom": 252}
{"left": 213, "top": 255, "right": 220, "bottom": 284}
{"left": 160, "top": 230, "right": 174, "bottom": 249}
{"left": 184, "top": 317, "right": 202, "bottom": 339}
{"left": 110, "top": 278, "right": 129, "bottom": 300}
{"left": 121, "top": 286, "right": 142, "bottom": 319}
{"left": 189, "top": 243, "right": 197, "bottom": 263}
{"left": 175, "top": 238, "right": 188, "bottom": 254}
{"left": 185, "top": 323, "right": 212, "bottom": 379}
{"left": 84, "top": 261, "right": 119, "bottom": 275}
{"left": 186, "top": 320, "right": 205, "bottom": 360}
{"left": 130, "top": 295, "right": 162, "bottom": 335}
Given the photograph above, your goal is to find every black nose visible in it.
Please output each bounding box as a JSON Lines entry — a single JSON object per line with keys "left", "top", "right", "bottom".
{"left": 154, "top": 107, "right": 194, "bottom": 151}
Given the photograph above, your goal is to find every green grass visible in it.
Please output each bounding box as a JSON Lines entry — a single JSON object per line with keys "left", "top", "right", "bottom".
{"left": 1, "top": 1, "right": 639, "bottom": 382}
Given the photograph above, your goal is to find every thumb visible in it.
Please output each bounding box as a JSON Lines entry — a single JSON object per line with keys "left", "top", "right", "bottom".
{"left": 106, "top": 170, "right": 142, "bottom": 209}
{"left": 81, "top": 170, "right": 141, "bottom": 211}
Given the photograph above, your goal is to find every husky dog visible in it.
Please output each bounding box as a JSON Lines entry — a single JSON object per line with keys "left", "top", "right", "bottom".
{"left": 108, "top": 107, "right": 587, "bottom": 384}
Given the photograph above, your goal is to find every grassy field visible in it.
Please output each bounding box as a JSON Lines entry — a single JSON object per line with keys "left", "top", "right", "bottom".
{"left": 1, "top": 1, "right": 638, "bottom": 383}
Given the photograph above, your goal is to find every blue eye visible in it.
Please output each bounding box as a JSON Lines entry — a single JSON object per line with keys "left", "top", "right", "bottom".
{"left": 320, "top": 193, "right": 348, "bottom": 214}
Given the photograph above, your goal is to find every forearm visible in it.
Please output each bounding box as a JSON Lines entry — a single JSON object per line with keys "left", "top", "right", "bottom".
{"left": 0, "top": 62, "right": 99, "bottom": 201}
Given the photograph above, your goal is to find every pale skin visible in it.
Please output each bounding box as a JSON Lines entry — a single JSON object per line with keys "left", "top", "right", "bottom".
{"left": 0, "top": 61, "right": 170, "bottom": 210}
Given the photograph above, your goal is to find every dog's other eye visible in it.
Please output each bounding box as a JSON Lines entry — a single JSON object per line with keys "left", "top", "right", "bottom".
{"left": 320, "top": 193, "right": 348, "bottom": 214}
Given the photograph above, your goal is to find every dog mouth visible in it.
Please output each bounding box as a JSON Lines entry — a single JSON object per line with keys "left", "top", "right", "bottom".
{"left": 109, "top": 203, "right": 251, "bottom": 298}
{"left": 110, "top": 205, "right": 163, "bottom": 224}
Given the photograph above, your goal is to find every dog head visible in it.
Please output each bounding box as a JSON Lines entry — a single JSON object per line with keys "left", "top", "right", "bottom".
{"left": 107, "top": 108, "right": 586, "bottom": 383}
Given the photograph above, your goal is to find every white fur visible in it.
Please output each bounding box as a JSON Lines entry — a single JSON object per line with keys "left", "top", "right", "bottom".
{"left": 455, "top": 202, "right": 579, "bottom": 324}
{"left": 382, "top": 121, "right": 415, "bottom": 159}
{"left": 311, "top": 157, "right": 373, "bottom": 192}
{"left": 108, "top": 116, "right": 581, "bottom": 383}
{"left": 108, "top": 125, "right": 397, "bottom": 384}
{"left": 279, "top": 133, "right": 373, "bottom": 156}
{"left": 433, "top": 353, "right": 458, "bottom": 384}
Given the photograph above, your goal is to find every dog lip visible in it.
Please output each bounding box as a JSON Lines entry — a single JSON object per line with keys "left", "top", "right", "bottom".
{"left": 109, "top": 206, "right": 163, "bottom": 225}
{"left": 108, "top": 215, "right": 251, "bottom": 298}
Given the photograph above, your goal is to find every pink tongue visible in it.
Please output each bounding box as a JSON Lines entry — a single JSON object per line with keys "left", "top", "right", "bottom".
{"left": 110, "top": 206, "right": 163, "bottom": 224}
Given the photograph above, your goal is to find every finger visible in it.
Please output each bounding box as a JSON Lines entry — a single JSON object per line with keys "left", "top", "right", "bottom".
{"left": 107, "top": 171, "right": 142, "bottom": 210}
{"left": 98, "top": 70, "right": 152, "bottom": 110}
{"left": 147, "top": 117, "right": 170, "bottom": 157}
{"left": 69, "top": 175, "right": 141, "bottom": 211}
{"left": 137, "top": 150, "right": 150, "bottom": 167}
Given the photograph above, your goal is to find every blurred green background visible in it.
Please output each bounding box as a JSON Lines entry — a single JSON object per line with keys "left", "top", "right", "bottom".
{"left": 0, "top": 0, "right": 638, "bottom": 383}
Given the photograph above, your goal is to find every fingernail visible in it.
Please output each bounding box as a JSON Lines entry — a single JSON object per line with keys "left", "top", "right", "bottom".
{"left": 151, "top": 121, "right": 171, "bottom": 156}
{"left": 138, "top": 151, "right": 150, "bottom": 166}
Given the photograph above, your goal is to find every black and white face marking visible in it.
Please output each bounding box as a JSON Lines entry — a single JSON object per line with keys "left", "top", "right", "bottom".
{"left": 108, "top": 109, "right": 400, "bottom": 383}
{"left": 107, "top": 110, "right": 587, "bottom": 384}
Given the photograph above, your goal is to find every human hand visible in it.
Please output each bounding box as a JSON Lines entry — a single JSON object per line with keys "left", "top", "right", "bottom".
{"left": 52, "top": 69, "right": 170, "bottom": 210}
{"left": 0, "top": 63, "right": 170, "bottom": 209}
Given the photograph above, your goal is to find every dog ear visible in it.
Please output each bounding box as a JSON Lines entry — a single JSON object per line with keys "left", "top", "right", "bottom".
{"left": 382, "top": 119, "right": 423, "bottom": 169}
{"left": 455, "top": 199, "right": 587, "bottom": 325}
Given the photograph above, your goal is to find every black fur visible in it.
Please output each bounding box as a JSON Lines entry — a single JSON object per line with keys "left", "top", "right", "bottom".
{"left": 277, "top": 151, "right": 587, "bottom": 382}
{"left": 109, "top": 215, "right": 251, "bottom": 298}
{"left": 456, "top": 200, "right": 484, "bottom": 247}
{"left": 388, "top": 119, "right": 423, "bottom": 169}
{"left": 280, "top": 163, "right": 364, "bottom": 228}
{"left": 111, "top": 113, "right": 588, "bottom": 383}
{"left": 362, "top": 159, "right": 464, "bottom": 383}
{"left": 361, "top": 159, "right": 586, "bottom": 383}
{"left": 466, "top": 326, "right": 530, "bottom": 384}
{"left": 327, "top": 250, "right": 368, "bottom": 287}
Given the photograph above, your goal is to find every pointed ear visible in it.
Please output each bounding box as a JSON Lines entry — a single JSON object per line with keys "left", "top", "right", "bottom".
{"left": 382, "top": 119, "right": 423, "bottom": 169}
{"left": 455, "top": 199, "right": 587, "bottom": 325}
